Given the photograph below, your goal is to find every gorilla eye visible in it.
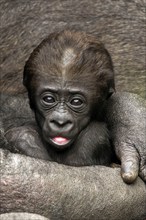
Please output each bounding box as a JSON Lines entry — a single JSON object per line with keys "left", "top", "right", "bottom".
{"left": 70, "top": 98, "right": 83, "bottom": 107}
{"left": 42, "top": 96, "right": 55, "bottom": 104}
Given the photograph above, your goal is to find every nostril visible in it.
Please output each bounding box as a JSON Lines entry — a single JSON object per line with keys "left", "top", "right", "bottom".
{"left": 50, "top": 119, "right": 73, "bottom": 130}
{"left": 50, "top": 120, "right": 58, "bottom": 125}
{"left": 50, "top": 120, "right": 64, "bottom": 127}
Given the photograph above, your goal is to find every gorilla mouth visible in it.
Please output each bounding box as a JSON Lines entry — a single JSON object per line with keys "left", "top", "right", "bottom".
{"left": 51, "top": 137, "right": 71, "bottom": 147}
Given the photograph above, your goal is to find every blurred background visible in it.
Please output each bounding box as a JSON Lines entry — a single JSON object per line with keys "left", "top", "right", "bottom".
{"left": 1, "top": 0, "right": 146, "bottom": 98}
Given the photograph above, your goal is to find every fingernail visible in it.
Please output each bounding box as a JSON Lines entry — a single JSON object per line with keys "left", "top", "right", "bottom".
{"left": 122, "top": 172, "right": 137, "bottom": 184}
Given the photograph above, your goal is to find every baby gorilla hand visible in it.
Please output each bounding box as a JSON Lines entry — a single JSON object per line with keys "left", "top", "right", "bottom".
{"left": 4, "top": 125, "right": 51, "bottom": 161}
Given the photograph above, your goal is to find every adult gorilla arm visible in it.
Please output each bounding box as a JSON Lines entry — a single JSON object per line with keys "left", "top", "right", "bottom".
{"left": 106, "top": 92, "right": 146, "bottom": 183}
{"left": 1, "top": 149, "right": 146, "bottom": 220}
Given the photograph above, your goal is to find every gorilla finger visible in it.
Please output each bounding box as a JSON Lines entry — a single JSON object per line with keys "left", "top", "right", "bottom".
{"left": 121, "top": 150, "right": 139, "bottom": 184}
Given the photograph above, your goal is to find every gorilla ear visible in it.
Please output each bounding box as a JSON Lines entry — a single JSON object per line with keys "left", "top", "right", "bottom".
{"left": 23, "top": 55, "right": 34, "bottom": 88}
{"left": 98, "top": 67, "right": 115, "bottom": 100}
{"left": 107, "top": 87, "right": 115, "bottom": 99}
{"left": 23, "top": 63, "right": 35, "bottom": 110}
{"left": 106, "top": 76, "right": 115, "bottom": 99}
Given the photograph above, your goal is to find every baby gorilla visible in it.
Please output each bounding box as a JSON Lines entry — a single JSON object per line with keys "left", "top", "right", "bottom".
{"left": 6, "top": 30, "right": 115, "bottom": 166}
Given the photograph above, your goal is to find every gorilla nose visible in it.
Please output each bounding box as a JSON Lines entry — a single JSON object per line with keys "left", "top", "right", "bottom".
{"left": 49, "top": 119, "right": 73, "bottom": 132}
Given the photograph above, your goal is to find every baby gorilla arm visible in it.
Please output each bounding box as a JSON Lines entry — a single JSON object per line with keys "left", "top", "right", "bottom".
{"left": 4, "top": 122, "right": 112, "bottom": 166}
{"left": 5, "top": 125, "right": 51, "bottom": 161}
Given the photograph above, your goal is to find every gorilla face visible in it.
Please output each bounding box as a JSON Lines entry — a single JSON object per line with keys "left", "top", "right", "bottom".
{"left": 23, "top": 30, "right": 114, "bottom": 151}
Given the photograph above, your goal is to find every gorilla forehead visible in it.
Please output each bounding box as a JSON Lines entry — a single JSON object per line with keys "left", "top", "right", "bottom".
{"left": 34, "top": 75, "right": 97, "bottom": 98}
{"left": 29, "top": 30, "right": 111, "bottom": 79}
{"left": 25, "top": 30, "right": 114, "bottom": 95}
{"left": 32, "top": 46, "right": 98, "bottom": 84}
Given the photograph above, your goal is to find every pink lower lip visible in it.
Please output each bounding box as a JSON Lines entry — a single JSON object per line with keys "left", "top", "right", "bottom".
{"left": 51, "top": 137, "right": 70, "bottom": 146}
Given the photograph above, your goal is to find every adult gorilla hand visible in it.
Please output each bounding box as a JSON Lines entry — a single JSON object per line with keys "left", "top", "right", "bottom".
{"left": 107, "top": 92, "right": 146, "bottom": 183}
